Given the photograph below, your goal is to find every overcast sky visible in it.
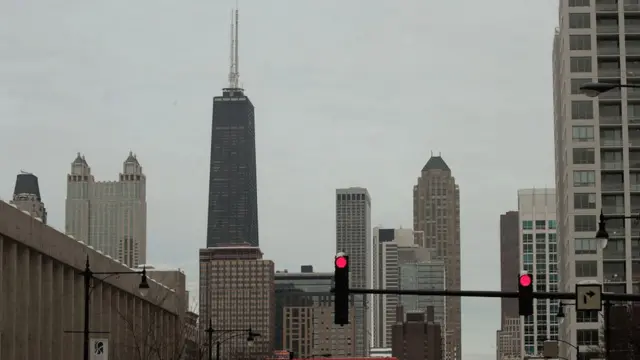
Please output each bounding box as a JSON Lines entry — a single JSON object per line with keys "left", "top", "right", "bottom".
{"left": 1, "top": 0, "right": 558, "bottom": 358}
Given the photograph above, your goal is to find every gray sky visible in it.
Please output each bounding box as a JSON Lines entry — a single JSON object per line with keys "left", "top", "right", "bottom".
{"left": 0, "top": 0, "right": 558, "bottom": 358}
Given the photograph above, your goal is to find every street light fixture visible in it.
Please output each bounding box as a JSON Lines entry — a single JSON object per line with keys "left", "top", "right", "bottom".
{"left": 579, "top": 81, "right": 640, "bottom": 97}
{"left": 204, "top": 321, "right": 262, "bottom": 360}
{"left": 595, "top": 209, "right": 640, "bottom": 248}
{"left": 64, "top": 256, "right": 151, "bottom": 360}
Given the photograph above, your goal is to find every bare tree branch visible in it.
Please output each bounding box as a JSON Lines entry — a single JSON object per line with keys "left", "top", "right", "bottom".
{"left": 112, "top": 292, "right": 209, "bottom": 360}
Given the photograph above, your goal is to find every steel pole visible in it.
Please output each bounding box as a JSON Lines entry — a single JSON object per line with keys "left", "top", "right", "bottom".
{"left": 216, "top": 341, "right": 221, "bottom": 360}
{"left": 208, "top": 327, "right": 213, "bottom": 360}
{"left": 83, "top": 259, "right": 92, "bottom": 360}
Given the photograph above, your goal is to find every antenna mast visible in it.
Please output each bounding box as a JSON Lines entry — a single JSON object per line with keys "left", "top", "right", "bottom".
{"left": 227, "top": 7, "right": 240, "bottom": 89}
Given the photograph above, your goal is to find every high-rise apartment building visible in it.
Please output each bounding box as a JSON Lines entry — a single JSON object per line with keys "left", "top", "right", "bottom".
{"left": 199, "top": 245, "right": 274, "bottom": 359}
{"left": 274, "top": 266, "right": 357, "bottom": 357}
{"left": 496, "top": 211, "right": 520, "bottom": 360}
{"left": 10, "top": 171, "right": 47, "bottom": 224}
{"left": 206, "top": 9, "right": 259, "bottom": 248}
{"left": 517, "top": 189, "right": 558, "bottom": 356}
{"left": 552, "top": 1, "right": 640, "bottom": 357}
{"left": 65, "top": 152, "right": 147, "bottom": 267}
{"left": 336, "top": 187, "right": 372, "bottom": 356}
{"left": 412, "top": 155, "right": 460, "bottom": 360}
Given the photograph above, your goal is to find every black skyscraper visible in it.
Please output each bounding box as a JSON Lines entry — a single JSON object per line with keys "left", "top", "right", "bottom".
{"left": 205, "top": 9, "right": 259, "bottom": 247}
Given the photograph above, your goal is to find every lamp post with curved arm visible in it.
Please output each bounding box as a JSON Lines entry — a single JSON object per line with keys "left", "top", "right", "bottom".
{"left": 203, "top": 321, "right": 261, "bottom": 360}
{"left": 64, "top": 255, "right": 150, "bottom": 360}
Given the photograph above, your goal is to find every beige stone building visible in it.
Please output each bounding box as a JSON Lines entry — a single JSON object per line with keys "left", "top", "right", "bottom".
{"left": 0, "top": 199, "right": 187, "bottom": 360}
{"left": 199, "top": 244, "right": 275, "bottom": 359}
{"left": 413, "top": 155, "right": 461, "bottom": 360}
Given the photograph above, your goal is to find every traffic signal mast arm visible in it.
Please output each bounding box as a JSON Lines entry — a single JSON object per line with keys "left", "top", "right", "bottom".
{"left": 340, "top": 287, "right": 640, "bottom": 302}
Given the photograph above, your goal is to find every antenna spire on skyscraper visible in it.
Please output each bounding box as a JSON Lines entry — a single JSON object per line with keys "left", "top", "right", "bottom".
{"left": 227, "top": 7, "right": 240, "bottom": 89}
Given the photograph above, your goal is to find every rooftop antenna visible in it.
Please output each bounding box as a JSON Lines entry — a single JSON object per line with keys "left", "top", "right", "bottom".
{"left": 227, "top": 7, "right": 240, "bottom": 89}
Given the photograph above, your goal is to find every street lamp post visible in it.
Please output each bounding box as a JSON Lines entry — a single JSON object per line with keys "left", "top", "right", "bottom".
{"left": 65, "top": 255, "right": 150, "bottom": 360}
{"left": 539, "top": 335, "right": 579, "bottom": 360}
{"left": 580, "top": 81, "right": 640, "bottom": 97}
{"left": 203, "top": 321, "right": 261, "bottom": 360}
{"left": 557, "top": 300, "right": 613, "bottom": 360}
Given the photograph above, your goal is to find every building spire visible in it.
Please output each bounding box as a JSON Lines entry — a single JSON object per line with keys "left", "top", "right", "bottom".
{"left": 228, "top": 7, "right": 240, "bottom": 89}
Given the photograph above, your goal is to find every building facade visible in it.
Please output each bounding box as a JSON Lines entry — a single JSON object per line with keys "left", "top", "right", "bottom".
{"left": 10, "top": 172, "right": 47, "bottom": 224}
{"left": 336, "top": 187, "right": 372, "bottom": 355}
{"left": 206, "top": 10, "right": 259, "bottom": 248}
{"left": 274, "top": 266, "right": 357, "bottom": 357}
{"left": 0, "top": 200, "right": 187, "bottom": 360}
{"left": 398, "top": 262, "right": 446, "bottom": 329}
{"left": 412, "top": 155, "right": 461, "bottom": 360}
{"left": 65, "top": 152, "right": 147, "bottom": 267}
{"left": 551, "top": 1, "right": 640, "bottom": 356}
{"left": 496, "top": 211, "right": 520, "bottom": 360}
{"left": 517, "top": 189, "right": 558, "bottom": 356}
{"left": 199, "top": 245, "right": 274, "bottom": 359}
{"left": 391, "top": 306, "right": 442, "bottom": 360}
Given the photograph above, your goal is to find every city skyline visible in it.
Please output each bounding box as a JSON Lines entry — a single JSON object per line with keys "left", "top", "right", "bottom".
{"left": 0, "top": 1, "right": 560, "bottom": 360}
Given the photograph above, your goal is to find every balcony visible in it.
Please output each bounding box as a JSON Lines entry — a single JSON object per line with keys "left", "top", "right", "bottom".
{"left": 625, "top": 4, "right": 640, "bottom": 11}
{"left": 597, "top": 3, "right": 618, "bottom": 11}
{"left": 602, "top": 182, "right": 624, "bottom": 191}
{"left": 602, "top": 139, "right": 624, "bottom": 147}
{"left": 629, "top": 88, "right": 640, "bottom": 99}
{"left": 599, "top": 46, "right": 620, "bottom": 55}
{"left": 600, "top": 115, "right": 622, "bottom": 124}
{"left": 602, "top": 161, "right": 624, "bottom": 170}
{"left": 628, "top": 47, "right": 640, "bottom": 55}
{"left": 629, "top": 139, "right": 640, "bottom": 147}
{"left": 599, "top": 90, "right": 622, "bottom": 100}
{"left": 604, "top": 249, "right": 626, "bottom": 260}
{"left": 598, "top": 68, "right": 621, "bottom": 76}
{"left": 631, "top": 184, "right": 640, "bottom": 191}
{"left": 597, "top": 25, "right": 620, "bottom": 34}
{"left": 603, "top": 205, "right": 625, "bottom": 213}
{"left": 627, "top": 25, "right": 640, "bottom": 34}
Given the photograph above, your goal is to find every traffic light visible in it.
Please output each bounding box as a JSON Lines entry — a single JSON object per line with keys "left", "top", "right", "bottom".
{"left": 518, "top": 273, "right": 534, "bottom": 316}
{"left": 334, "top": 253, "right": 349, "bottom": 325}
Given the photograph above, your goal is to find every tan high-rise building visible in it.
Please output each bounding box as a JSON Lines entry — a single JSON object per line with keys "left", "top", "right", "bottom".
{"left": 412, "top": 155, "right": 461, "bottom": 360}
{"left": 65, "top": 152, "right": 147, "bottom": 267}
{"left": 0, "top": 199, "right": 187, "bottom": 360}
{"left": 199, "top": 244, "right": 275, "bottom": 359}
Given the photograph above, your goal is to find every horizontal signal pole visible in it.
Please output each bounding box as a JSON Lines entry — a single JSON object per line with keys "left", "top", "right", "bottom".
{"left": 342, "top": 288, "right": 640, "bottom": 302}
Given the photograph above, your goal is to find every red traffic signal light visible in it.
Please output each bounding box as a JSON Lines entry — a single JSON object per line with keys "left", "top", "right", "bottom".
{"left": 519, "top": 274, "right": 532, "bottom": 287}
{"left": 335, "top": 256, "right": 348, "bottom": 269}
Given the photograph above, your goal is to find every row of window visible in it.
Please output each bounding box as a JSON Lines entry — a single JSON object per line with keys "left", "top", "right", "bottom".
{"left": 569, "top": 56, "right": 640, "bottom": 73}
{"left": 523, "top": 233, "right": 558, "bottom": 243}
{"left": 568, "top": 12, "right": 640, "bottom": 30}
{"left": 522, "top": 220, "right": 557, "bottom": 230}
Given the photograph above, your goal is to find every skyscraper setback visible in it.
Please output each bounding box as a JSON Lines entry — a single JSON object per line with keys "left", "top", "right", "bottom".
{"left": 412, "top": 155, "right": 461, "bottom": 360}
{"left": 206, "top": 9, "right": 259, "bottom": 248}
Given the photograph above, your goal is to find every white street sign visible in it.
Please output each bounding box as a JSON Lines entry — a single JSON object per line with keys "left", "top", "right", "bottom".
{"left": 575, "top": 284, "right": 602, "bottom": 311}
{"left": 90, "top": 338, "right": 109, "bottom": 360}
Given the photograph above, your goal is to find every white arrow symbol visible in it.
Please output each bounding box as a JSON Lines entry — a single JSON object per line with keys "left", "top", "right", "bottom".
{"left": 583, "top": 290, "right": 596, "bottom": 304}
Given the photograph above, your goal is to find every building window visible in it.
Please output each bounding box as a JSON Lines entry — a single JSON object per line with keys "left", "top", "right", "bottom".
{"left": 572, "top": 101, "right": 594, "bottom": 119}
{"left": 523, "top": 220, "right": 533, "bottom": 230}
{"left": 573, "top": 148, "right": 596, "bottom": 164}
{"left": 571, "top": 78, "right": 592, "bottom": 94}
{"left": 569, "top": 0, "right": 590, "bottom": 5}
{"left": 523, "top": 233, "right": 533, "bottom": 243}
{"left": 573, "top": 126, "right": 595, "bottom": 141}
{"left": 576, "top": 329, "right": 599, "bottom": 345}
{"left": 569, "top": 13, "right": 592, "bottom": 28}
{"left": 574, "top": 193, "right": 597, "bottom": 209}
{"left": 571, "top": 57, "right": 593, "bottom": 73}
{"left": 575, "top": 260, "right": 598, "bottom": 277}
{"left": 576, "top": 310, "right": 599, "bottom": 322}
{"left": 575, "top": 238, "right": 598, "bottom": 254}
{"left": 574, "top": 170, "right": 596, "bottom": 187}
{"left": 570, "top": 35, "right": 592, "bottom": 50}
{"left": 548, "top": 220, "right": 557, "bottom": 229}
{"left": 575, "top": 215, "right": 597, "bottom": 231}
{"left": 535, "top": 220, "right": 546, "bottom": 230}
